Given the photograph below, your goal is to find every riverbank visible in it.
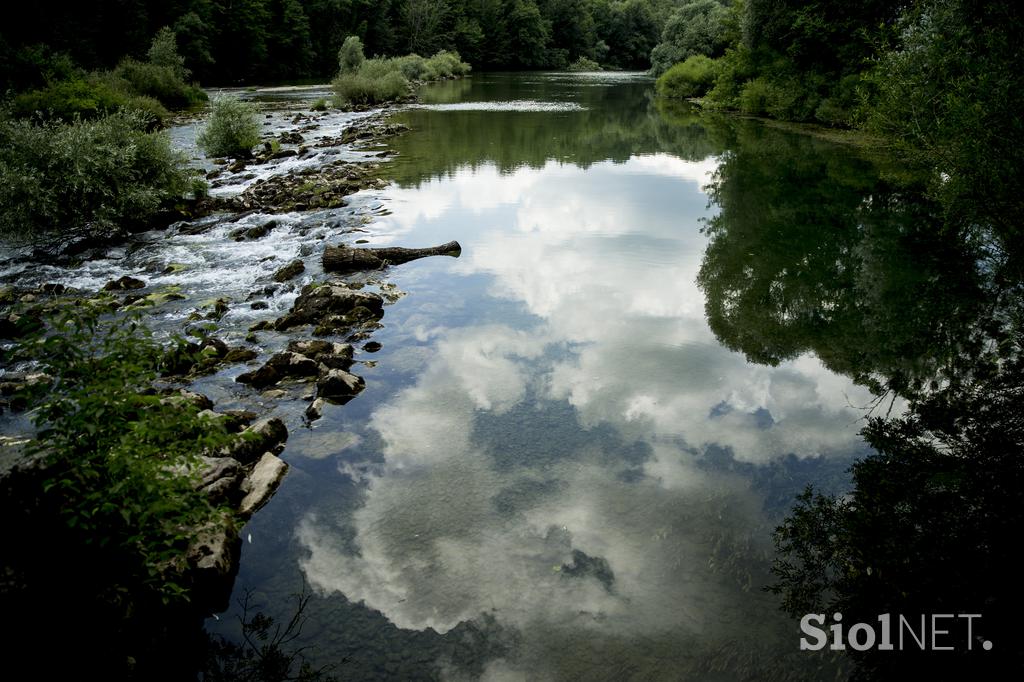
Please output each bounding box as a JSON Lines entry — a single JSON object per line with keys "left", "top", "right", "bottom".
{"left": 0, "top": 85, "right": 454, "bottom": 677}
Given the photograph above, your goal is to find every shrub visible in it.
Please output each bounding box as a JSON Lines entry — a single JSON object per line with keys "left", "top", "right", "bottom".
{"left": 12, "top": 76, "right": 130, "bottom": 122}
{"left": 9, "top": 309, "right": 235, "bottom": 607}
{"left": 393, "top": 54, "right": 430, "bottom": 81}
{"left": 113, "top": 59, "right": 206, "bottom": 110}
{"left": 425, "top": 50, "right": 471, "bottom": 78}
{"left": 332, "top": 70, "right": 409, "bottom": 106}
{"left": 738, "top": 77, "right": 777, "bottom": 116}
{"left": 122, "top": 94, "right": 172, "bottom": 130}
{"left": 331, "top": 48, "right": 467, "bottom": 107}
{"left": 656, "top": 55, "right": 718, "bottom": 98}
{"left": 0, "top": 111, "right": 205, "bottom": 240}
{"left": 567, "top": 56, "right": 602, "bottom": 72}
{"left": 310, "top": 97, "right": 328, "bottom": 112}
{"left": 357, "top": 57, "right": 400, "bottom": 80}
{"left": 338, "top": 36, "right": 365, "bottom": 74}
{"left": 196, "top": 95, "right": 261, "bottom": 158}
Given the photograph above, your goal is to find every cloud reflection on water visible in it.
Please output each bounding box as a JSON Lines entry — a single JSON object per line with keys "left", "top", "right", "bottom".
{"left": 299, "top": 154, "right": 865, "bottom": 677}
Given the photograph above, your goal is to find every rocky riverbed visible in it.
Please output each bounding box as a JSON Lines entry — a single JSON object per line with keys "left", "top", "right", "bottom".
{"left": 0, "top": 86, "right": 453, "bottom": 618}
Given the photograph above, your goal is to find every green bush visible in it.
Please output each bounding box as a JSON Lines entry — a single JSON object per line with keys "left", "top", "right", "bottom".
{"left": 11, "top": 309, "right": 235, "bottom": 607}
{"left": 425, "top": 50, "right": 471, "bottom": 78}
{"left": 310, "top": 97, "right": 328, "bottom": 112}
{"left": 338, "top": 35, "right": 365, "bottom": 74}
{"left": 113, "top": 59, "right": 206, "bottom": 110}
{"left": 196, "top": 95, "right": 261, "bottom": 158}
{"left": 738, "top": 77, "right": 780, "bottom": 116}
{"left": 12, "top": 76, "right": 131, "bottom": 122}
{"left": 332, "top": 70, "right": 409, "bottom": 106}
{"left": 122, "top": 94, "right": 172, "bottom": 130}
{"left": 393, "top": 54, "right": 430, "bottom": 81}
{"left": 656, "top": 55, "right": 718, "bottom": 98}
{"left": 331, "top": 48, "right": 468, "bottom": 107}
{"left": 0, "top": 111, "right": 205, "bottom": 240}
{"left": 567, "top": 56, "right": 602, "bottom": 72}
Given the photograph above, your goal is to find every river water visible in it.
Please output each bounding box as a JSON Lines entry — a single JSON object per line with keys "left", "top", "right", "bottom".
{"left": 206, "top": 74, "right": 898, "bottom": 680}
{"left": 6, "top": 72, "right": 977, "bottom": 679}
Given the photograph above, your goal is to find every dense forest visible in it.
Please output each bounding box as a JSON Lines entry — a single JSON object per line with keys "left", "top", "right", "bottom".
{"left": 1, "top": 0, "right": 682, "bottom": 88}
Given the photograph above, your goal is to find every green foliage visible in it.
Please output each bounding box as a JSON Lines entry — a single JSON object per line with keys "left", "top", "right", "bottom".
{"left": 12, "top": 75, "right": 137, "bottom": 122}
{"left": 310, "top": 97, "right": 328, "bottom": 112}
{"left": 697, "top": 121, "right": 992, "bottom": 397}
{"left": 0, "top": 111, "right": 205, "bottom": 240}
{"left": 332, "top": 69, "right": 410, "bottom": 106}
{"left": 2, "top": 0, "right": 692, "bottom": 82}
{"left": 656, "top": 55, "right": 718, "bottom": 99}
{"left": 736, "top": 77, "right": 777, "bottom": 116}
{"left": 337, "top": 35, "right": 365, "bottom": 74}
{"left": 649, "top": 0, "right": 729, "bottom": 77}
{"left": 113, "top": 58, "right": 206, "bottom": 110}
{"left": 332, "top": 47, "right": 468, "bottom": 106}
{"left": 425, "top": 49, "right": 471, "bottom": 78}
{"left": 401, "top": 0, "right": 451, "bottom": 56}
{"left": 9, "top": 26, "right": 204, "bottom": 124}
{"left": 566, "top": 56, "right": 602, "bottom": 72}
{"left": 147, "top": 26, "right": 191, "bottom": 81}
{"left": 197, "top": 95, "right": 262, "bottom": 158}
{"left": 769, "top": 361, "right": 1024, "bottom": 677}
{"left": 864, "top": 0, "right": 1024, "bottom": 253}
{"left": 11, "top": 309, "right": 235, "bottom": 607}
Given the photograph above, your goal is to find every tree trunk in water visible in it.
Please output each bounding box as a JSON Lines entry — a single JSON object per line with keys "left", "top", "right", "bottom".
{"left": 322, "top": 241, "right": 462, "bottom": 274}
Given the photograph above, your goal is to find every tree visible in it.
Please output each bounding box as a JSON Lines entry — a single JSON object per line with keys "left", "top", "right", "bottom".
{"left": 148, "top": 26, "right": 191, "bottom": 80}
{"left": 501, "top": 0, "right": 552, "bottom": 68}
{"left": 337, "top": 35, "right": 365, "bottom": 74}
{"left": 648, "top": 0, "right": 728, "bottom": 76}
{"left": 402, "top": 0, "right": 453, "bottom": 55}
{"left": 770, "top": 357, "right": 1024, "bottom": 678}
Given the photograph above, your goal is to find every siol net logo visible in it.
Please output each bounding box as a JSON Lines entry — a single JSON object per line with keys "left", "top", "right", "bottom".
{"left": 800, "top": 613, "right": 992, "bottom": 652}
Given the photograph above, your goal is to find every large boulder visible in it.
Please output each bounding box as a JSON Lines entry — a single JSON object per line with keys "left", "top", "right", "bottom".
{"left": 317, "top": 367, "right": 365, "bottom": 402}
{"left": 273, "top": 284, "right": 383, "bottom": 332}
{"left": 287, "top": 339, "right": 354, "bottom": 369}
{"left": 238, "top": 452, "right": 289, "bottom": 518}
{"left": 220, "top": 417, "right": 287, "bottom": 465}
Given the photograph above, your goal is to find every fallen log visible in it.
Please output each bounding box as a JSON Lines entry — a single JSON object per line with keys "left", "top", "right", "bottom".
{"left": 323, "top": 240, "right": 461, "bottom": 274}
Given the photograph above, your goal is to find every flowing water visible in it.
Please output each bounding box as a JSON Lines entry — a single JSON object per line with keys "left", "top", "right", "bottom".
{"left": 6, "top": 73, "right": 989, "bottom": 679}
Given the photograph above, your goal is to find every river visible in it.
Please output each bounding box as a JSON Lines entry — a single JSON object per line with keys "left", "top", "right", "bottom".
{"left": 6, "top": 72, "right": 993, "bottom": 679}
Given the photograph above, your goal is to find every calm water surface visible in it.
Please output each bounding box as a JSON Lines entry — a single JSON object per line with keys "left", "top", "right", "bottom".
{"left": 205, "top": 73, "right": 911, "bottom": 680}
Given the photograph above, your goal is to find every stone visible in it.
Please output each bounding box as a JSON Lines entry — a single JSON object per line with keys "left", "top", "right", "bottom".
{"left": 274, "top": 284, "right": 383, "bottom": 331}
{"left": 221, "top": 409, "right": 258, "bottom": 432}
{"left": 363, "top": 341, "right": 382, "bottom": 353}
{"left": 287, "top": 339, "right": 353, "bottom": 368}
{"left": 197, "top": 455, "right": 244, "bottom": 503}
{"left": 221, "top": 417, "right": 288, "bottom": 465}
{"left": 305, "top": 397, "right": 327, "bottom": 421}
{"left": 238, "top": 452, "right": 289, "bottom": 518}
{"left": 224, "top": 347, "right": 258, "bottom": 363}
{"left": 266, "top": 351, "right": 319, "bottom": 378}
{"left": 187, "top": 520, "right": 241, "bottom": 612}
{"left": 236, "top": 363, "right": 280, "bottom": 389}
{"left": 261, "top": 389, "right": 288, "bottom": 399}
{"left": 317, "top": 368, "right": 365, "bottom": 401}
{"left": 103, "top": 275, "right": 146, "bottom": 291}
{"left": 200, "top": 336, "right": 229, "bottom": 357}
{"left": 272, "top": 259, "right": 305, "bottom": 283}
{"left": 161, "top": 388, "right": 214, "bottom": 411}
